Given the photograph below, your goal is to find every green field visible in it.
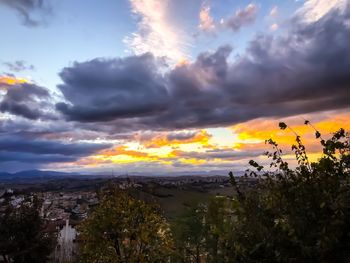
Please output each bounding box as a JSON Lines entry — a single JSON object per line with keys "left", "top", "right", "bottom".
{"left": 130, "top": 185, "right": 235, "bottom": 220}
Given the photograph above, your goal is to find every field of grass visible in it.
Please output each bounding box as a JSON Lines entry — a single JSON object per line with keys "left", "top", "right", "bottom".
{"left": 130, "top": 185, "right": 235, "bottom": 220}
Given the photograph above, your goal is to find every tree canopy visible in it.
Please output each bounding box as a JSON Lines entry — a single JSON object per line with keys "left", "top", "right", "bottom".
{"left": 79, "top": 187, "right": 174, "bottom": 263}
{"left": 0, "top": 195, "right": 55, "bottom": 263}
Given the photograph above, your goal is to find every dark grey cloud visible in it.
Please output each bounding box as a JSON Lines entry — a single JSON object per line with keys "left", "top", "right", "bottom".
{"left": 3, "top": 60, "right": 35, "bottom": 72}
{"left": 56, "top": 7, "right": 350, "bottom": 132}
{"left": 56, "top": 54, "right": 169, "bottom": 122}
{"left": 0, "top": 134, "right": 111, "bottom": 164}
{"left": 0, "top": 152, "right": 76, "bottom": 163}
{"left": 0, "top": 82, "right": 53, "bottom": 120}
{"left": 167, "top": 131, "right": 200, "bottom": 141}
{"left": 0, "top": 0, "right": 51, "bottom": 27}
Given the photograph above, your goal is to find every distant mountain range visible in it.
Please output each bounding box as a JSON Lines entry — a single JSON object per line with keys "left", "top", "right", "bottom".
{"left": 0, "top": 170, "right": 80, "bottom": 181}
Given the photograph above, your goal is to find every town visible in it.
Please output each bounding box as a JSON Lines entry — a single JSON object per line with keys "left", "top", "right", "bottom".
{"left": 0, "top": 175, "right": 258, "bottom": 262}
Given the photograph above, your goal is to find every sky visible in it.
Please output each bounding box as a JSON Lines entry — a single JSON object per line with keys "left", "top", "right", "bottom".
{"left": 0, "top": 0, "right": 349, "bottom": 175}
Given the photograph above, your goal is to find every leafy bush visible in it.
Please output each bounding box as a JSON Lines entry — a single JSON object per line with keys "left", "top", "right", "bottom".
{"left": 227, "top": 123, "right": 350, "bottom": 263}
{"left": 173, "top": 122, "right": 350, "bottom": 263}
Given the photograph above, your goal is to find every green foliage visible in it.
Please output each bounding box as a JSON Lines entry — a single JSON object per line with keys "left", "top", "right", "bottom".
{"left": 174, "top": 122, "right": 350, "bottom": 263}
{"left": 79, "top": 186, "right": 174, "bottom": 263}
{"left": 172, "top": 203, "right": 206, "bottom": 262}
{"left": 0, "top": 195, "right": 55, "bottom": 263}
{"left": 228, "top": 123, "right": 350, "bottom": 262}
{"left": 173, "top": 197, "right": 234, "bottom": 263}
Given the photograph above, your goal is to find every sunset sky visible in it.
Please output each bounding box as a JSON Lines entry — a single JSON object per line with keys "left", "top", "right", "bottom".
{"left": 0, "top": 0, "right": 349, "bottom": 175}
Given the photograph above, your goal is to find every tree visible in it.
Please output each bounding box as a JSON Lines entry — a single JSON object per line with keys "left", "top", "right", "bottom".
{"left": 228, "top": 124, "right": 350, "bottom": 262}
{"left": 0, "top": 195, "right": 55, "bottom": 263}
{"left": 173, "top": 197, "right": 233, "bottom": 263}
{"left": 173, "top": 123, "right": 350, "bottom": 263}
{"left": 203, "top": 197, "right": 233, "bottom": 263}
{"left": 79, "top": 186, "right": 174, "bottom": 262}
{"left": 172, "top": 203, "right": 206, "bottom": 262}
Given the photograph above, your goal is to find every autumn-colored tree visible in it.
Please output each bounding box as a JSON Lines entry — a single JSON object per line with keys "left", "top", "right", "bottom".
{"left": 0, "top": 195, "right": 55, "bottom": 263}
{"left": 79, "top": 186, "right": 174, "bottom": 263}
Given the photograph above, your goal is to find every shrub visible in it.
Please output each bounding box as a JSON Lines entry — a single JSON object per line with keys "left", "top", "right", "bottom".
{"left": 228, "top": 123, "right": 350, "bottom": 262}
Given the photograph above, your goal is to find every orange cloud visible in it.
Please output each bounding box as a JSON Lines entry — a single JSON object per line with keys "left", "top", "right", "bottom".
{"left": 0, "top": 76, "right": 29, "bottom": 86}
{"left": 140, "top": 130, "right": 212, "bottom": 148}
{"left": 176, "top": 58, "right": 190, "bottom": 67}
{"left": 74, "top": 112, "right": 350, "bottom": 169}
{"left": 103, "top": 146, "right": 149, "bottom": 158}
{"left": 232, "top": 112, "right": 350, "bottom": 155}
{"left": 93, "top": 145, "right": 159, "bottom": 164}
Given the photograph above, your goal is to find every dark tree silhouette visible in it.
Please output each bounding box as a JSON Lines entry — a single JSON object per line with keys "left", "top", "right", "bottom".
{"left": 0, "top": 195, "right": 55, "bottom": 263}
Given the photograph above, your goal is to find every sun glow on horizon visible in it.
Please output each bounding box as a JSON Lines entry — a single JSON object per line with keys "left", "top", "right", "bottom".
{"left": 82, "top": 112, "right": 350, "bottom": 169}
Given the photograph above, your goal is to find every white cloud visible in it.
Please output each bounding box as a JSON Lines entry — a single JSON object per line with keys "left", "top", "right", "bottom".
{"left": 297, "top": 0, "right": 348, "bottom": 23}
{"left": 198, "top": 3, "right": 258, "bottom": 34}
{"left": 124, "top": 0, "right": 190, "bottom": 63}
{"left": 269, "top": 6, "right": 278, "bottom": 17}
{"left": 199, "top": 5, "right": 215, "bottom": 32}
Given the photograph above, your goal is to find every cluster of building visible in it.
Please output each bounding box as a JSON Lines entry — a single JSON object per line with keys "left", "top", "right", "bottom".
{"left": 0, "top": 188, "right": 99, "bottom": 263}
{"left": 0, "top": 175, "right": 258, "bottom": 262}
{"left": 41, "top": 191, "right": 99, "bottom": 221}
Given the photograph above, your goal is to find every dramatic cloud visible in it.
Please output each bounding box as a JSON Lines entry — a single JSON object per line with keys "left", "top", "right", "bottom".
{"left": 0, "top": 83, "right": 49, "bottom": 120}
{"left": 56, "top": 7, "right": 350, "bottom": 134}
{"left": 0, "top": 134, "right": 111, "bottom": 164}
{"left": 232, "top": 112, "right": 350, "bottom": 153}
{"left": 0, "top": 135, "right": 110, "bottom": 156}
{"left": 297, "top": 0, "right": 348, "bottom": 23}
{"left": 0, "top": 0, "right": 51, "bottom": 27}
{"left": 0, "top": 152, "right": 76, "bottom": 164}
{"left": 0, "top": 75, "right": 28, "bottom": 86}
{"left": 138, "top": 130, "right": 212, "bottom": 148}
{"left": 123, "top": 0, "right": 189, "bottom": 62}
{"left": 3, "top": 60, "right": 35, "bottom": 72}
{"left": 56, "top": 54, "right": 169, "bottom": 122}
{"left": 3, "top": 0, "right": 349, "bottom": 174}
{"left": 0, "top": 82, "right": 53, "bottom": 120}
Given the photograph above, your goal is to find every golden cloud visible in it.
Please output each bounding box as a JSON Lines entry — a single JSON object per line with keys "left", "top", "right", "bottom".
{"left": 232, "top": 112, "right": 350, "bottom": 155}
{"left": 139, "top": 130, "right": 212, "bottom": 148}
{"left": 0, "top": 75, "right": 29, "bottom": 86}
